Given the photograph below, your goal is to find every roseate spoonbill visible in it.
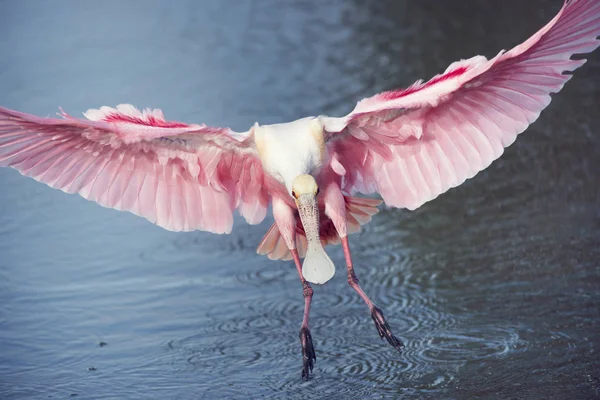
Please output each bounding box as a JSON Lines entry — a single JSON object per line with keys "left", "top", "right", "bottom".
{"left": 0, "top": 0, "right": 598, "bottom": 380}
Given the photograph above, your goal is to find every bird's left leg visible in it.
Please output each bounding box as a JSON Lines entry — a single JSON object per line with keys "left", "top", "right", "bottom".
{"left": 272, "top": 197, "right": 316, "bottom": 380}
{"left": 340, "top": 236, "right": 403, "bottom": 351}
{"left": 323, "top": 184, "right": 404, "bottom": 351}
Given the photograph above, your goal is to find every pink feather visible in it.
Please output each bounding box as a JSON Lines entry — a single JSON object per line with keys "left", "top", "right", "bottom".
{"left": 256, "top": 196, "right": 381, "bottom": 260}
{"left": 323, "top": 0, "right": 600, "bottom": 210}
{"left": 0, "top": 105, "right": 269, "bottom": 233}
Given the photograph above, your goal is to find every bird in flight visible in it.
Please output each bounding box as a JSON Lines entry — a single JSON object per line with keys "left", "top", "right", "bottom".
{"left": 0, "top": 0, "right": 598, "bottom": 380}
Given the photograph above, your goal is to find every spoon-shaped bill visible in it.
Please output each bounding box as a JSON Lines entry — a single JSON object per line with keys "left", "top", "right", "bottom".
{"left": 296, "top": 193, "right": 335, "bottom": 284}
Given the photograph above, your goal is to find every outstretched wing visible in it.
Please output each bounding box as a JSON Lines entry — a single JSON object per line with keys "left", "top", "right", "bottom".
{"left": 0, "top": 104, "right": 269, "bottom": 233}
{"left": 322, "top": 0, "right": 600, "bottom": 210}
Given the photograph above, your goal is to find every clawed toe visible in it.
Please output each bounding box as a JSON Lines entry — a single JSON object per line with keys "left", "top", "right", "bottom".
{"left": 370, "top": 306, "right": 404, "bottom": 351}
{"left": 299, "top": 327, "right": 316, "bottom": 380}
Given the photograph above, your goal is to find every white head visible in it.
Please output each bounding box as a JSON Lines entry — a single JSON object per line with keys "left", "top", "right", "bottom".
{"left": 291, "top": 174, "right": 319, "bottom": 200}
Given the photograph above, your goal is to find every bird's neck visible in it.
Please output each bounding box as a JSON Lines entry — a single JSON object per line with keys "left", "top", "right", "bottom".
{"left": 253, "top": 117, "right": 326, "bottom": 193}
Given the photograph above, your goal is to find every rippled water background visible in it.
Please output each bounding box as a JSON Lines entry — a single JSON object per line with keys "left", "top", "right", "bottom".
{"left": 0, "top": 1, "right": 599, "bottom": 399}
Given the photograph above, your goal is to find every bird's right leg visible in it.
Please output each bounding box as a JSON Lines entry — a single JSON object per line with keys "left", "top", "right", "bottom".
{"left": 291, "top": 249, "right": 316, "bottom": 380}
{"left": 272, "top": 197, "right": 316, "bottom": 380}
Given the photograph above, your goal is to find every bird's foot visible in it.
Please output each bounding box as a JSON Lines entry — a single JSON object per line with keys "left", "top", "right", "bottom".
{"left": 299, "top": 326, "right": 316, "bottom": 380}
{"left": 371, "top": 306, "right": 404, "bottom": 351}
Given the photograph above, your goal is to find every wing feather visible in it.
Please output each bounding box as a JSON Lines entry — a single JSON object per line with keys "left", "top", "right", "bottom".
{"left": 0, "top": 104, "right": 268, "bottom": 233}
{"left": 324, "top": 0, "right": 599, "bottom": 210}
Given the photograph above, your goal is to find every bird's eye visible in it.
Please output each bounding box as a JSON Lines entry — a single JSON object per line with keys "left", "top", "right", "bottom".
{"left": 292, "top": 190, "right": 298, "bottom": 199}
{"left": 316, "top": 188, "right": 320, "bottom": 196}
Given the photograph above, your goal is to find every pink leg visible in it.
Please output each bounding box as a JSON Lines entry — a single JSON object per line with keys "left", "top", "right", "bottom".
{"left": 342, "top": 236, "right": 404, "bottom": 350}
{"left": 291, "top": 249, "right": 316, "bottom": 380}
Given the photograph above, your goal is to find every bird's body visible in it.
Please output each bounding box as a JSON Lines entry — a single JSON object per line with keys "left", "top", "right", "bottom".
{"left": 0, "top": 0, "right": 598, "bottom": 380}
{"left": 254, "top": 117, "right": 326, "bottom": 191}
{"left": 254, "top": 117, "right": 349, "bottom": 283}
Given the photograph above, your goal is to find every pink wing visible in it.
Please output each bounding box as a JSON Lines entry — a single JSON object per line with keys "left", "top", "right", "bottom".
{"left": 322, "top": 0, "right": 600, "bottom": 210}
{"left": 0, "top": 104, "right": 269, "bottom": 233}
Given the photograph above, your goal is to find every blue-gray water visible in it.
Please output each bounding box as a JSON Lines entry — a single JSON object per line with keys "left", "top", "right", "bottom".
{"left": 0, "top": 1, "right": 599, "bottom": 399}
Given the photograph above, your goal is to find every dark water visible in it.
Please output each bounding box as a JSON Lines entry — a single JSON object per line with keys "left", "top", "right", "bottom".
{"left": 1, "top": 0, "right": 599, "bottom": 398}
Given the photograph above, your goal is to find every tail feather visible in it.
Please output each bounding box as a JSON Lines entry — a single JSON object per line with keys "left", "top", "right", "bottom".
{"left": 256, "top": 195, "right": 381, "bottom": 260}
{"left": 256, "top": 222, "right": 308, "bottom": 261}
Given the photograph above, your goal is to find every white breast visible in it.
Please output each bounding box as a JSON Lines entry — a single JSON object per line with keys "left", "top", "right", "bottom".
{"left": 254, "top": 117, "right": 325, "bottom": 192}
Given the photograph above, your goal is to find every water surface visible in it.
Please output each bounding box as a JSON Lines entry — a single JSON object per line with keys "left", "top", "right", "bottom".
{"left": 0, "top": 1, "right": 599, "bottom": 399}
